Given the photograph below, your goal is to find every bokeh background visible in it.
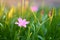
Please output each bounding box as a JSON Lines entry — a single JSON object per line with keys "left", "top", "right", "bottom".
{"left": 0, "top": 0, "right": 60, "bottom": 8}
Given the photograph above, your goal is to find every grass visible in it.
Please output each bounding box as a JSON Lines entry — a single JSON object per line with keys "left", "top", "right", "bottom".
{"left": 0, "top": 4, "right": 60, "bottom": 40}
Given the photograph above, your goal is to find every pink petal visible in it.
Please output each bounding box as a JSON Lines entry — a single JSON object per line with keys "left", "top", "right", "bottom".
{"left": 18, "top": 23, "right": 21, "bottom": 27}
{"left": 22, "top": 19, "right": 29, "bottom": 25}
{"left": 22, "top": 19, "right": 26, "bottom": 24}
{"left": 25, "top": 21, "right": 29, "bottom": 24}
{"left": 31, "top": 6, "right": 38, "bottom": 12}
{"left": 23, "top": 25, "right": 26, "bottom": 28}
{"left": 18, "top": 18, "right": 23, "bottom": 22}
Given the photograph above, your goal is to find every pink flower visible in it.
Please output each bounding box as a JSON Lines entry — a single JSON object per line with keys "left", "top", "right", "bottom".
{"left": 30, "top": 5, "right": 38, "bottom": 12}
{"left": 15, "top": 18, "right": 29, "bottom": 28}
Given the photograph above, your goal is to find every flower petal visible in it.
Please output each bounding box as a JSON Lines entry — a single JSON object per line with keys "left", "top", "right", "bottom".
{"left": 25, "top": 21, "right": 29, "bottom": 24}
{"left": 23, "top": 25, "right": 26, "bottom": 28}
{"left": 31, "top": 6, "right": 38, "bottom": 12}
{"left": 18, "top": 18, "right": 23, "bottom": 22}
{"left": 18, "top": 23, "right": 21, "bottom": 27}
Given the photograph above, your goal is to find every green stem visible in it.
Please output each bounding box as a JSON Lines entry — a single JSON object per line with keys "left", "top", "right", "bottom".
{"left": 37, "top": 18, "right": 49, "bottom": 33}
{"left": 32, "top": 12, "right": 39, "bottom": 22}
{"left": 40, "top": 18, "right": 49, "bottom": 26}
{"left": 26, "top": 27, "right": 31, "bottom": 40}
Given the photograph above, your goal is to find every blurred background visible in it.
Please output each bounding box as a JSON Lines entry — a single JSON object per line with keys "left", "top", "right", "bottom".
{"left": 0, "top": 0, "right": 60, "bottom": 8}
{"left": 0, "top": 0, "right": 60, "bottom": 40}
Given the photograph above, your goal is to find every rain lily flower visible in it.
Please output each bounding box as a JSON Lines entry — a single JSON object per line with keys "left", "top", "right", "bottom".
{"left": 30, "top": 5, "right": 38, "bottom": 12}
{"left": 15, "top": 18, "right": 29, "bottom": 28}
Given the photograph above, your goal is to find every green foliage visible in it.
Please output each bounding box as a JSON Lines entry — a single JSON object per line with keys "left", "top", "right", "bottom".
{"left": 0, "top": 5, "right": 60, "bottom": 40}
